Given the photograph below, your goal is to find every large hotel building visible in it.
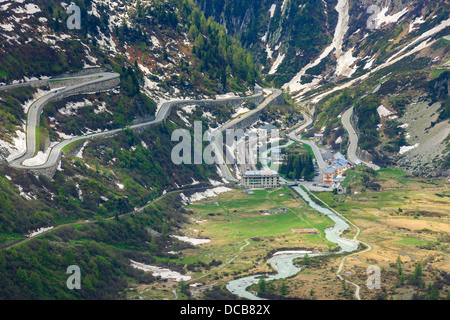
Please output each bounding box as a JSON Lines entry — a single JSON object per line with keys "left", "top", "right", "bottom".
{"left": 241, "top": 170, "right": 280, "bottom": 189}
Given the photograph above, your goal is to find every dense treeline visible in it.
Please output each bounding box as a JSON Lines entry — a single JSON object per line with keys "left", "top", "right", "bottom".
{"left": 354, "top": 95, "right": 381, "bottom": 152}
{"left": 0, "top": 40, "right": 86, "bottom": 84}
{"left": 114, "top": 0, "right": 262, "bottom": 91}
{"left": 1, "top": 0, "right": 260, "bottom": 94}
{"left": 428, "top": 71, "right": 450, "bottom": 122}
{"left": 279, "top": 153, "right": 314, "bottom": 180}
{"left": 186, "top": 8, "right": 259, "bottom": 86}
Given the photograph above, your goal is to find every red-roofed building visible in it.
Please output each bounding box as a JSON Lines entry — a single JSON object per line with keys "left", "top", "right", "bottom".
{"left": 292, "top": 229, "right": 319, "bottom": 234}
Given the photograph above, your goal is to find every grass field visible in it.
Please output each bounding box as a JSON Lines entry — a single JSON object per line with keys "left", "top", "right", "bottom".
{"left": 130, "top": 168, "right": 450, "bottom": 300}
{"left": 313, "top": 168, "right": 450, "bottom": 300}
{"left": 131, "top": 187, "right": 339, "bottom": 299}
{"left": 185, "top": 188, "right": 335, "bottom": 246}
{"left": 286, "top": 141, "right": 316, "bottom": 160}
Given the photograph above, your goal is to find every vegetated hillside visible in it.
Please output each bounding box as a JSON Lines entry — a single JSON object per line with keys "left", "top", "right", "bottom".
{"left": 308, "top": 37, "right": 450, "bottom": 176}
{"left": 286, "top": 0, "right": 449, "bottom": 100}
{"left": 0, "top": 192, "right": 201, "bottom": 299}
{"left": 0, "top": 0, "right": 263, "bottom": 299}
{"left": 0, "top": 91, "right": 232, "bottom": 298}
{"left": 0, "top": 0, "right": 261, "bottom": 96}
{"left": 0, "top": 0, "right": 265, "bottom": 159}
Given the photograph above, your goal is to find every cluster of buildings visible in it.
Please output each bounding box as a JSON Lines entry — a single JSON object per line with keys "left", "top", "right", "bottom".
{"left": 239, "top": 151, "right": 353, "bottom": 193}
{"left": 323, "top": 152, "right": 353, "bottom": 190}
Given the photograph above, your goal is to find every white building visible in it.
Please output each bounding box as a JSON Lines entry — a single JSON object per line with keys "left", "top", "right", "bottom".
{"left": 241, "top": 170, "right": 280, "bottom": 189}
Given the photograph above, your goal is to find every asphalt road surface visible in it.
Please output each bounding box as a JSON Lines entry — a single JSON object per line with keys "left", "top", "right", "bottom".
{"left": 7, "top": 73, "right": 281, "bottom": 184}
{"left": 341, "top": 107, "right": 380, "bottom": 170}
{"left": 8, "top": 72, "right": 121, "bottom": 169}
{"left": 287, "top": 112, "right": 327, "bottom": 170}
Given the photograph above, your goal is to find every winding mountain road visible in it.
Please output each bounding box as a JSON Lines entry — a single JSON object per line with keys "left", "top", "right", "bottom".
{"left": 341, "top": 107, "right": 380, "bottom": 170}
{"left": 8, "top": 72, "right": 121, "bottom": 169}
{"left": 287, "top": 107, "right": 381, "bottom": 172}
{"left": 210, "top": 88, "right": 283, "bottom": 180}
{"left": 6, "top": 72, "right": 281, "bottom": 184}
{"left": 287, "top": 113, "right": 327, "bottom": 170}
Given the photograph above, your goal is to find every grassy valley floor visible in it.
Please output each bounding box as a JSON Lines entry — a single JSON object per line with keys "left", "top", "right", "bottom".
{"left": 128, "top": 168, "right": 450, "bottom": 300}
{"left": 314, "top": 168, "right": 450, "bottom": 300}
{"left": 128, "top": 187, "right": 340, "bottom": 299}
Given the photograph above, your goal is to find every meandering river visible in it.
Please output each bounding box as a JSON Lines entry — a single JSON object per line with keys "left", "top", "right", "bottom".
{"left": 226, "top": 141, "right": 359, "bottom": 300}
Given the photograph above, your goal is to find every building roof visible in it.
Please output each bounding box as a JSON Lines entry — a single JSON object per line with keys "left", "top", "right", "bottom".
{"left": 334, "top": 152, "right": 346, "bottom": 161}
{"left": 260, "top": 124, "right": 278, "bottom": 131}
{"left": 244, "top": 170, "right": 278, "bottom": 176}
{"left": 324, "top": 167, "right": 336, "bottom": 174}
{"left": 333, "top": 163, "right": 343, "bottom": 170}
{"left": 292, "top": 228, "right": 319, "bottom": 234}
{"left": 331, "top": 158, "right": 351, "bottom": 167}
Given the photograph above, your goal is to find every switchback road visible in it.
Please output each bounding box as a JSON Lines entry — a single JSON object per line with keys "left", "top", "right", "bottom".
{"left": 341, "top": 107, "right": 380, "bottom": 171}
{"left": 6, "top": 72, "right": 281, "bottom": 184}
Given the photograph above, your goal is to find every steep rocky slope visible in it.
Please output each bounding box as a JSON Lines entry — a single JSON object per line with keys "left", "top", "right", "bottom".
{"left": 198, "top": 0, "right": 449, "bottom": 175}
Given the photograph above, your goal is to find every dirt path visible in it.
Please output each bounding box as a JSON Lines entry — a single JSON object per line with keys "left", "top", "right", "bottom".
{"left": 1, "top": 184, "right": 230, "bottom": 250}
{"left": 308, "top": 191, "right": 373, "bottom": 300}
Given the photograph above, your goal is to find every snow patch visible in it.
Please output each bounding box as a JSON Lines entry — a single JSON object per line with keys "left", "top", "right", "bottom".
{"left": 268, "top": 53, "right": 285, "bottom": 75}
{"left": 172, "top": 235, "right": 210, "bottom": 246}
{"left": 0, "top": 22, "right": 14, "bottom": 31}
{"left": 265, "top": 44, "right": 274, "bottom": 60}
{"left": 335, "top": 47, "right": 357, "bottom": 77}
{"left": 177, "top": 111, "right": 192, "bottom": 127}
{"left": 58, "top": 99, "right": 93, "bottom": 116}
{"left": 180, "top": 186, "right": 231, "bottom": 204}
{"left": 21, "top": 142, "right": 58, "bottom": 166}
{"left": 232, "top": 106, "right": 250, "bottom": 118}
{"left": 93, "top": 101, "right": 112, "bottom": 115}
{"left": 0, "top": 128, "right": 26, "bottom": 162}
{"left": 151, "top": 36, "right": 161, "bottom": 48}
{"left": 364, "top": 57, "right": 376, "bottom": 70}
{"left": 269, "top": 4, "right": 276, "bottom": 18}
{"left": 26, "top": 226, "right": 54, "bottom": 238}
{"left": 377, "top": 105, "right": 394, "bottom": 117}
{"left": 399, "top": 143, "right": 419, "bottom": 155}
{"left": 373, "top": 7, "right": 408, "bottom": 29}
{"left": 281, "top": 0, "right": 289, "bottom": 12}
{"left": 138, "top": 63, "right": 151, "bottom": 75}
{"left": 216, "top": 92, "right": 236, "bottom": 100}
{"left": 208, "top": 178, "right": 222, "bottom": 186}
{"left": 75, "top": 141, "right": 89, "bottom": 159}
{"left": 409, "top": 16, "right": 426, "bottom": 33}
{"left": 130, "top": 260, "right": 191, "bottom": 282}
